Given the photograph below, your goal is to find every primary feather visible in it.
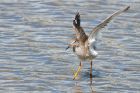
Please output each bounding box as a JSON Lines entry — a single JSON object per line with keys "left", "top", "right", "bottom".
{"left": 88, "top": 6, "right": 130, "bottom": 44}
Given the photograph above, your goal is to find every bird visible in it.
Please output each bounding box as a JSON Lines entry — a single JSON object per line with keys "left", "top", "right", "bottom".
{"left": 66, "top": 6, "right": 130, "bottom": 81}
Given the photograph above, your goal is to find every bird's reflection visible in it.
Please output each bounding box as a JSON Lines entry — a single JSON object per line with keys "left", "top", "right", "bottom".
{"left": 73, "top": 84, "right": 83, "bottom": 93}
{"left": 72, "top": 82, "right": 96, "bottom": 93}
{"left": 90, "top": 75, "right": 93, "bottom": 85}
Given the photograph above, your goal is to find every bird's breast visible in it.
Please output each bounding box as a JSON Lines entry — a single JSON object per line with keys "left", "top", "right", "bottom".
{"left": 75, "top": 46, "right": 97, "bottom": 60}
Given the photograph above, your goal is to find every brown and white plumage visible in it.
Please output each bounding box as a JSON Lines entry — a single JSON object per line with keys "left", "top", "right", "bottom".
{"left": 67, "top": 6, "right": 130, "bottom": 81}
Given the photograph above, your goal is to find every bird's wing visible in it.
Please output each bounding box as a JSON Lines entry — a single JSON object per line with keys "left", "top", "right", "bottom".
{"left": 88, "top": 6, "right": 130, "bottom": 43}
{"left": 73, "top": 12, "right": 88, "bottom": 43}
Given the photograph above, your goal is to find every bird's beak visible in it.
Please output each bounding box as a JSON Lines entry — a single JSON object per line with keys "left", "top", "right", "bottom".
{"left": 65, "top": 46, "right": 70, "bottom": 50}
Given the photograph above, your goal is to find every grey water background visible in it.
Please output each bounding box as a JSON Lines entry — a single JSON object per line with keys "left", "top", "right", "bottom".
{"left": 0, "top": 0, "right": 140, "bottom": 92}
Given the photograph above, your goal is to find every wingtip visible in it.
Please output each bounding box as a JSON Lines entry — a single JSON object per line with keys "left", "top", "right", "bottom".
{"left": 124, "top": 5, "right": 130, "bottom": 11}
{"left": 75, "top": 12, "right": 80, "bottom": 19}
{"left": 74, "top": 12, "right": 81, "bottom": 27}
{"left": 76, "top": 11, "right": 80, "bottom": 15}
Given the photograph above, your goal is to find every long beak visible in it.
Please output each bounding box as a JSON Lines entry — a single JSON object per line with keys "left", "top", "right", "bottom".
{"left": 65, "top": 46, "right": 70, "bottom": 50}
{"left": 66, "top": 40, "right": 77, "bottom": 50}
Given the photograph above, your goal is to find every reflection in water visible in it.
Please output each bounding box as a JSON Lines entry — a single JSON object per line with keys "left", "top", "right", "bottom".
{"left": 73, "top": 85, "right": 83, "bottom": 93}
{"left": 90, "top": 85, "right": 96, "bottom": 93}
{"left": 90, "top": 75, "right": 93, "bottom": 86}
{"left": 72, "top": 83, "right": 96, "bottom": 93}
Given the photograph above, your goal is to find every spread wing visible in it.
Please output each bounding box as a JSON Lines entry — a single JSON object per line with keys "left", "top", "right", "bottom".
{"left": 73, "top": 12, "right": 88, "bottom": 43}
{"left": 88, "top": 6, "right": 130, "bottom": 43}
{"left": 66, "top": 13, "right": 87, "bottom": 50}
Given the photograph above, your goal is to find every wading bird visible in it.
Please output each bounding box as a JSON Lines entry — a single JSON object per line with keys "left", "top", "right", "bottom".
{"left": 66, "top": 6, "right": 130, "bottom": 81}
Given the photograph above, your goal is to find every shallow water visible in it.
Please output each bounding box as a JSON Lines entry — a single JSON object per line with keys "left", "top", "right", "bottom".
{"left": 0, "top": 0, "right": 140, "bottom": 92}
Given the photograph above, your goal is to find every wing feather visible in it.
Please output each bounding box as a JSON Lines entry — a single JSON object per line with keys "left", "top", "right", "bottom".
{"left": 88, "top": 6, "right": 130, "bottom": 42}
{"left": 73, "top": 12, "right": 88, "bottom": 43}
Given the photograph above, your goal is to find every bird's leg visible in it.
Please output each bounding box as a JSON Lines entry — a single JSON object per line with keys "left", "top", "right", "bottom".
{"left": 90, "top": 61, "right": 93, "bottom": 85}
{"left": 73, "top": 61, "right": 82, "bottom": 80}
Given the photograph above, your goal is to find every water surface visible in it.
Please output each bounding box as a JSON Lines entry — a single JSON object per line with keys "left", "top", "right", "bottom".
{"left": 0, "top": 0, "right": 140, "bottom": 92}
